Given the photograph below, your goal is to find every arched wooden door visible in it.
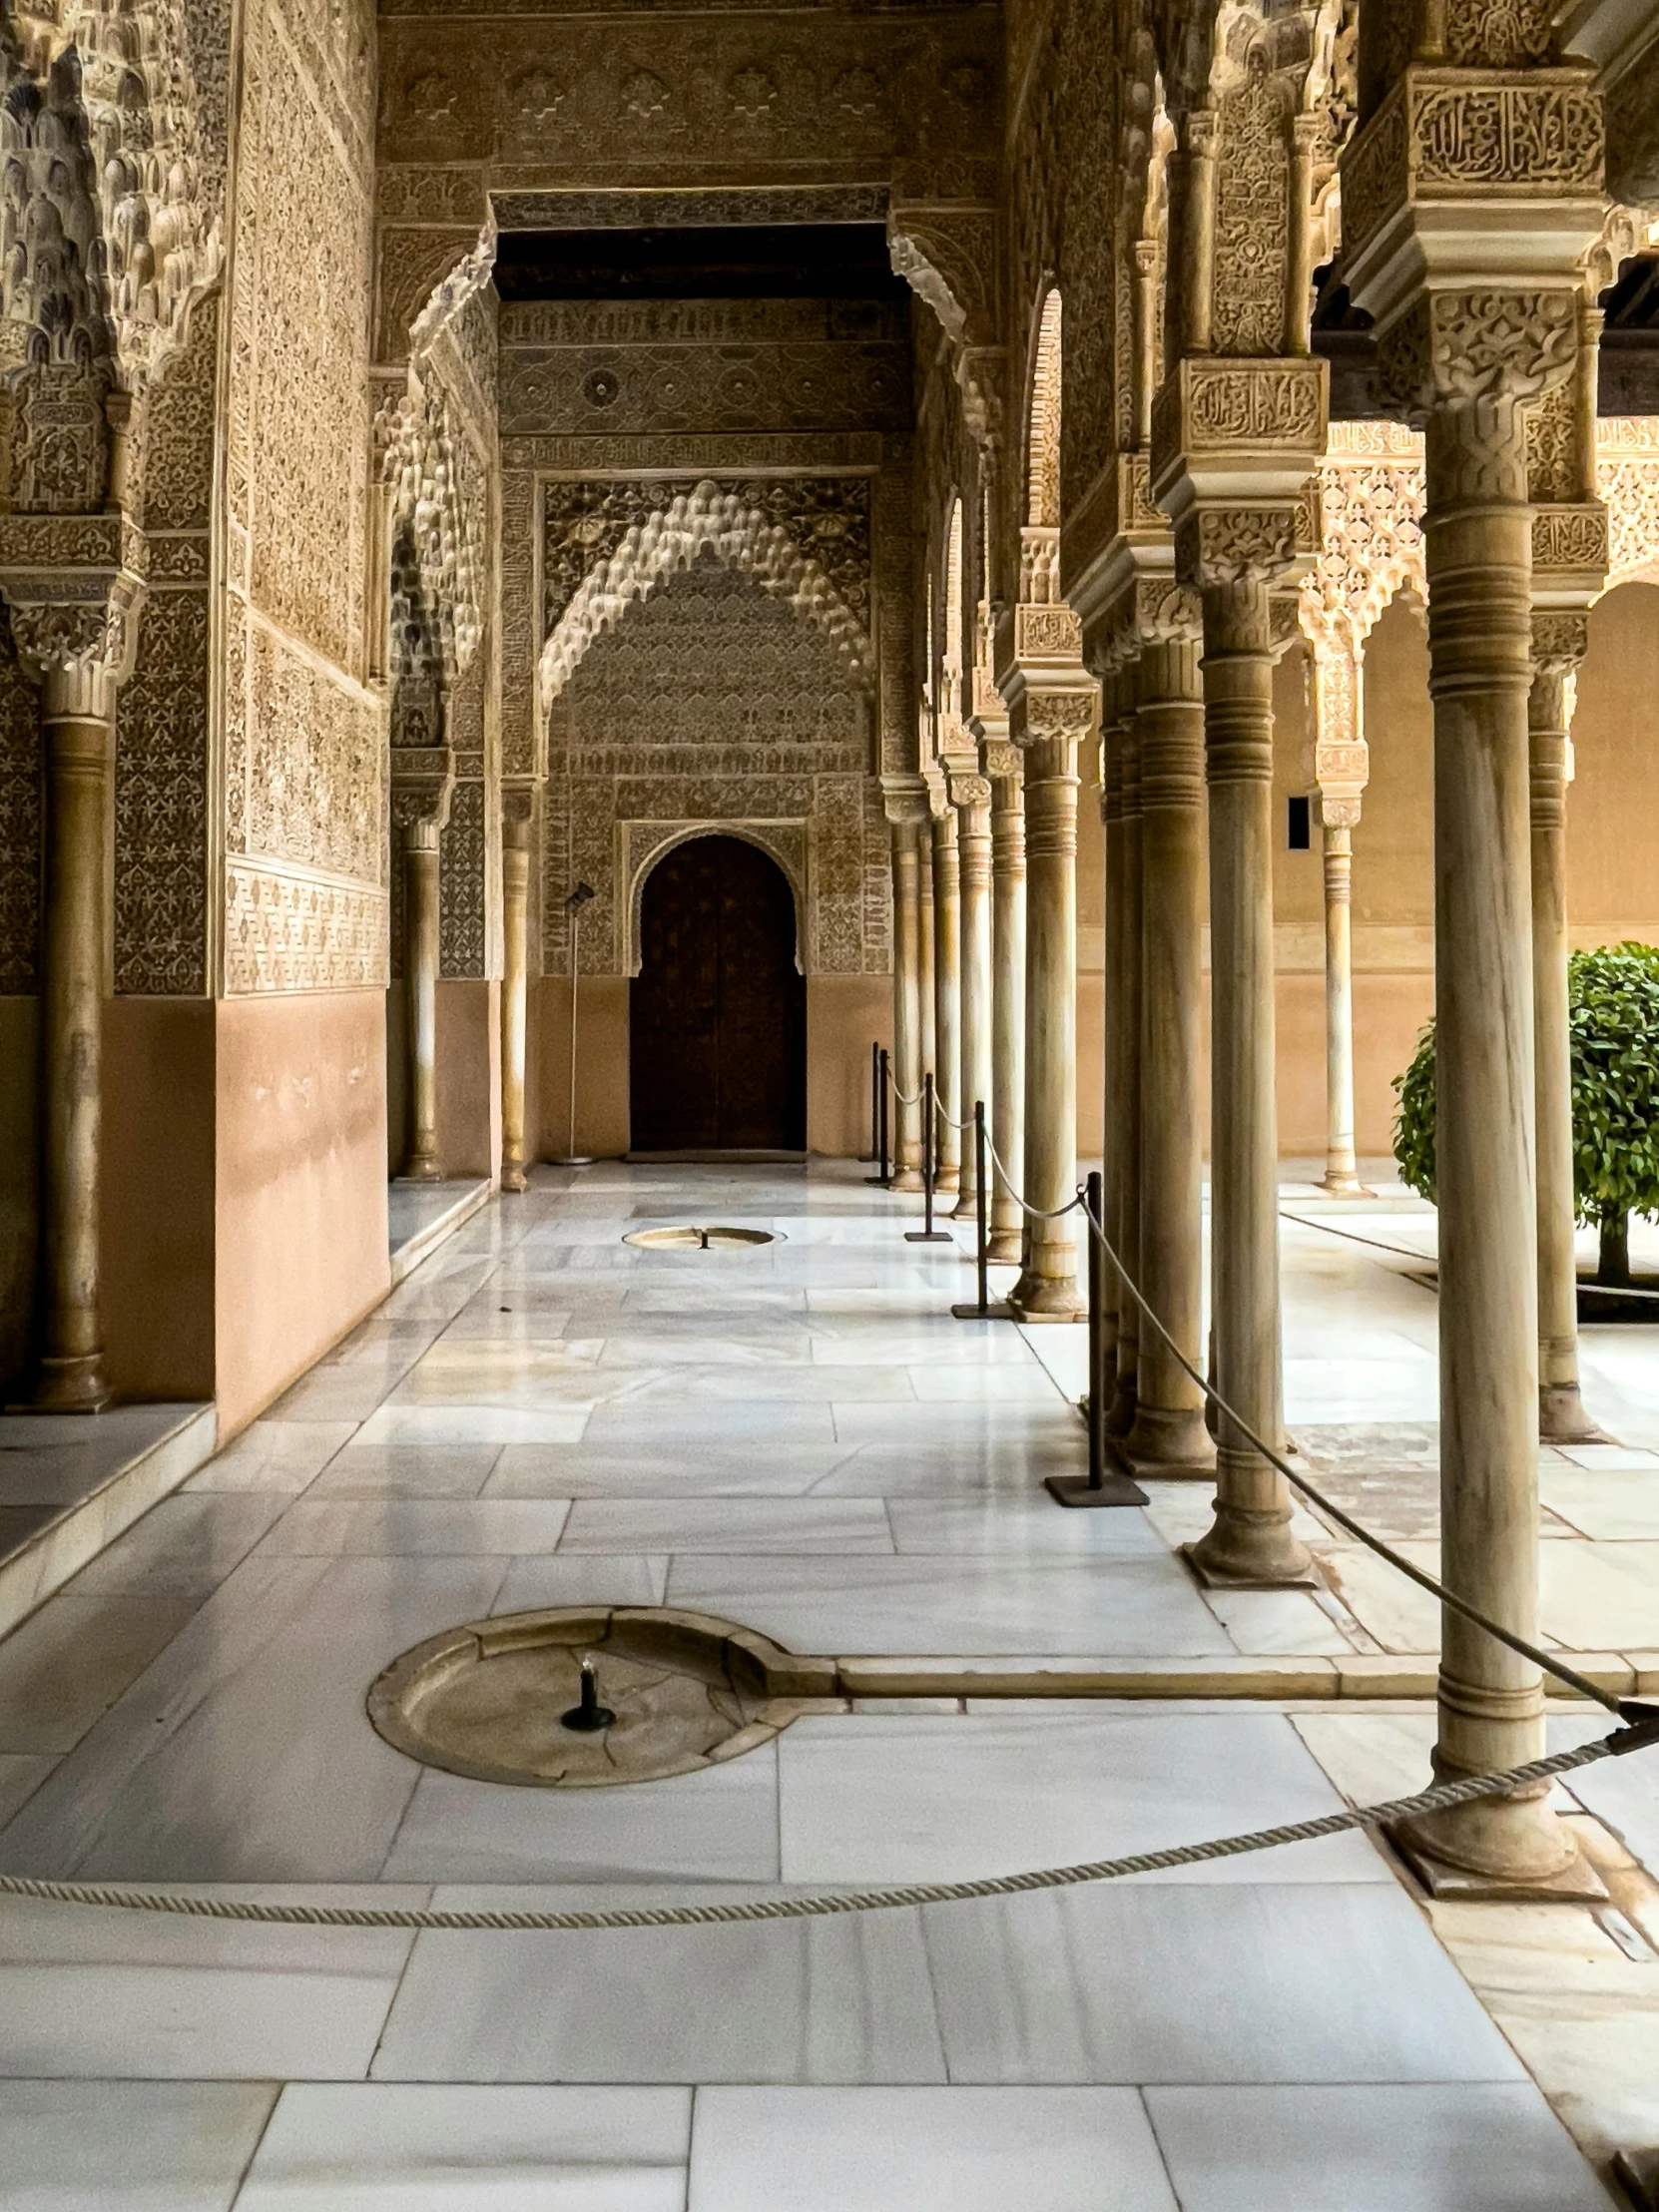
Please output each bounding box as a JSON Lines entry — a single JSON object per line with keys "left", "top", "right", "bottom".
{"left": 630, "top": 835, "right": 807, "bottom": 1152}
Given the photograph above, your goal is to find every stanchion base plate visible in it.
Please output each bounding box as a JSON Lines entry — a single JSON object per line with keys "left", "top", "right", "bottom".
{"left": 904, "top": 1231, "right": 955, "bottom": 1244}
{"left": 863, "top": 1175, "right": 893, "bottom": 1188}
{"left": 1044, "top": 1472, "right": 1149, "bottom": 1509}
{"left": 950, "top": 1301, "right": 1015, "bottom": 1321}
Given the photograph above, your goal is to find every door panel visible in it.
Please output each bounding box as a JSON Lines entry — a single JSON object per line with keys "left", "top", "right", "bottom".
{"left": 631, "top": 835, "right": 806, "bottom": 1151}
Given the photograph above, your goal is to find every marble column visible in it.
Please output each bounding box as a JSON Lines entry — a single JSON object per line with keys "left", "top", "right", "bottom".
{"left": 918, "top": 834, "right": 936, "bottom": 1100}
{"left": 1098, "top": 712, "right": 1125, "bottom": 1381}
{"left": 500, "top": 795, "right": 533, "bottom": 1194}
{"left": 1188, "top": 557, "right": 1311, "bottom": 1585}
{"left": 1109, "top": 681, "right": 1144, "bottom": 1429}
{"left": 1319, "top": 802, "right": 1365, "bottom": 1195}
{"left": 394, "top": 758, "right": 453, "bottom": 1185}
{"left": 1393, "top": 325, "right": 1580, "bottom": 1886}
{"left": 1123, "top": 627, "right": 1215, "bottom": 1473}
{"left": 950, "top": 768, "right": 994, "bottom": 1218}
{"left": 983, "top": 748, "right": 1026, "bottom": 1261}
{"left": 930, "top": 803, "right": 962, "bottom": 1194}
{"left": 1011, "top": 714, "right": 1087, "bottom": 1319}
{"left": 1529, "top": 616, "right": 1598, "bottom": 1441}
{"left": 886, "top": 797, "right": 926, "bottom": 1191}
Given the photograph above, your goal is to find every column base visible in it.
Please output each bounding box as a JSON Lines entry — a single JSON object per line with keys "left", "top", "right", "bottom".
{"left": 400, "top": 1155, "right": 445, "bottom": 1183}
{"left": 1318, "top": 1171, "right": 1377, "bottom": 1199}
{"left": 985, "top": 1228, "right": 1022, "bottom": 1264}
{"left": 1539, "top": 1382, "right": 1612, "bottom": 1446}
{"left": 934, "top": 1170, "right": 960, "bottom": 1197}
{"left": 501, "top": 1162, "right": 530, "bottom": 1195}
{"left": 891, "top": 1166, "right": 923, "bottom": 1192}
{"left": 1184, "top": 1507, "right": 1319, "bottom": 1589}
{"left": 1613, "top": 2149, "right": 1659, "bottom": 2212}
{"left": 18, "top": 1353, "right": 113, "bottom": 1414}
{"left": 1009, "top": 1271, "right": 1085, "bottom": 1323}
{"left": 1120, "top": 1402, "right": 1217, "bottom": 1481}
{"left": 1388, "top": 1789, "right": 1601, "bottom": 1900}
{"left": 949, "top": 1188, "right": 979, "bottom": 1221}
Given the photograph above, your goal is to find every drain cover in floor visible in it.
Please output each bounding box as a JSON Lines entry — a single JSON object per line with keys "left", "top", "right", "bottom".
{"left": 622, "top": 1225, "right": 779, "bottom": 1250}
{"left": 367, "top": 1604, "right": 810, "bottom": 1787}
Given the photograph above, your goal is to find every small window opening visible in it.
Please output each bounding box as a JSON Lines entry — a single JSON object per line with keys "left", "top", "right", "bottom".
{"left": 1287, "top": 795, "right": 1312, "bottom": 850}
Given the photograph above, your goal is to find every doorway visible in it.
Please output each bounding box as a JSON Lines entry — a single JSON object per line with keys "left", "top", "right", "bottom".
{"left": 631, "top": 834, "right": 807, "bottom": 1152}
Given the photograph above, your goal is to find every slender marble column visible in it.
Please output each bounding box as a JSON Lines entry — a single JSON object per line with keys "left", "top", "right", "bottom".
{"left": 1099, "top": 717, "right": 1125, "bottom": 1365}
{"left": 29, "top": 675, "right": 117, "bottom": 1408}
{"left": 1110, "top": 693, "right": 1144, "bottom": 1427}
{"left": 918, "top": 835, "right": 936, "bottom": 1098}
{"left": 1529, "top": 616, "right": 1599, "bottom": 1443}
{"left": 400, "top": 806, "right": 446, "bottom": 1182}
{"left": 1011, "top": 726, "right": 1085, "bottom": 1319}
{"left": 952, "top": 773, "right": 993, "bottom": 1218}
{"left": 1124, "top": 632, "right": 1215, "bottom": 1472}
{"left": 889, "top": 810, "right": 925, "bottom": 1190}
{"left": 500, "top": 803, "right": 532, "bottom": 1194}
{"left": 984, "top": 753, "right": 1026, "bottom": 1260}
{"left": 1188, "top": 572, "right": 1310, "bottom": 1584}
{"left": 931, "top": 806, "right": 961, "bottom": 1193}
{"left": 1319, "top": 804, "right": 1366, "bottom": 1195}
{"left": 1395, "top": 376, "right": 1574, "bottom": 1886}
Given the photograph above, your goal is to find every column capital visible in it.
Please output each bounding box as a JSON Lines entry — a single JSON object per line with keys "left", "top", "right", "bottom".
{"left": 880, "top": 773, "right": 931, "bottom": 829}
{"left": 502, "top": 781, "right": 538, "bottom": 850}
{"left": 945, "top": 765, "right": 992, "bottom": 813}
{"left": 0, "top": 516, "right": 148, "bottom": 722}
{"left": 1175, "top": 504, "right": 1304, "bottom": 593}
{"left": 1529, "top": 608, "right": 1589, "bottom": 678}
{"left": 978, "top": 737, "right": 1022, "bottom": 782}
{"left": 392, "top": 745, "right": 456, "bottom": 843}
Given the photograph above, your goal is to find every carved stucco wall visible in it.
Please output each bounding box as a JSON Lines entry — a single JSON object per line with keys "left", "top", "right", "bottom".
{"left": 222, "top": 0, "right": 386, "bottom": 995}
{"left": 0, "top": 625, "right": 36, "bottom": 995}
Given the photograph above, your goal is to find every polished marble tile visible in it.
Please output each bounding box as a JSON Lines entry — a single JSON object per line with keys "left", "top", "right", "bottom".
{"left": 598, "top": 1331, "right": 814, "bottom": 1368}
{"left": 671, "top": 1552, "right": 1235, "bottom": 1656}
{"left": 923, "top": 1881, "right": 1523, "bottom": 2083}
{"left": 0, "top": 2077, "right": 277, "bottom": 2211}
{"left": 882, "top": 1494, "right": 1166, "bottom": 1554}
{"left": 1143, "top": 2083, "right": 1611, "bottom": 2210}
{"left": 686, "top": 2087, "right": 1179, "bottom": 2212}
{"left": 0, "top": 1891, "right": 418, "bottom": 2078}
{"left": 0, "top": 1555, "right": 505, "bottom": 1880}
{"left": 436, "top": 1307, "right": 575, "bottom": 1341}
{"left": 65, "top": 1494, "right": 286, "bottom": 1596}
{"left": 0, "top": 1593, "right": 201, "bottom": 1756}
{"left": 492, "top": 1553, "right": 670, "bottom": 1611}
{"left": 237, "top": 2083, "right": 690, "bottom": 2211}
{"left": 485, "top": 1441, "right": 850, "bottom": 1498}
{"left": 805, "top": 1432, "right": 1083, "bottom": 1497}
{"left": 184, "top": 1421, "right": 354, "bottom": 1495}
{"left": 1315, "top": 1543, "right": 1441, "bottom": 1652}
{"left": 256, "top": 1498, "right": 573, "bottom": 1556}
{"left": 580, "top": 1401, "right": 835, "bottom": 1447}
{"left": 380, "top": 1744, "right": 781, "bottom": 1885}
{"left": 807, "top": 1327, "right": 1040, "bottom": 1367}
{"left": 0, "top": 1755, "right": 55, "bottom": 1827}
{"left": 779, "top": 1709, "right": 1386, "bottom": 1886}
{"left": 1202, "top": 1586, "right": 1357, "bottom": 1656}
{"left": 559, "top": 1498, "right": 892, "bottom": 1554}
{"left": 371, "top": 1885, "right": 943, "bottom": 2083}
{"left": 303, "top": 1443, "right": 504, "bottom": 1499}
{"left": 1557, "top": 1444, "right": 1659, "bottom": 1471}
{"left": 353, "top": 1406, "right": 590, "bottom": 1446}
{"left": 825, "top": 1399, "right": 1083, "bottom": 1446}
{"left": 904, "top": 1363, "right": 1065, "bottom": 1403}
{"left": 1540, "top": 1465, "right": 1659, "bottom": 1539}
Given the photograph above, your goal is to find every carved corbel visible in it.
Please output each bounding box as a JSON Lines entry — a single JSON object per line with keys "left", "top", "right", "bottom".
{"left": 879, "top": 773, "right": 932, "bottom": 830}
{"left": 502, "top": 781, "right": 538, "bottom": 854}
{"left": 0, "top": 522, "right": 147, "bottom": 721}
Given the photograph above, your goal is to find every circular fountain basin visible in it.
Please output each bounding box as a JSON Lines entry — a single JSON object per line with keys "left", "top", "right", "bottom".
{"left": 622, "top": 1225, "right": 779, "bottom": 1250}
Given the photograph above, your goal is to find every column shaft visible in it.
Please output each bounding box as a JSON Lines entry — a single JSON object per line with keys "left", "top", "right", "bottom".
{"left": 1110, "top": 707, "right": 1144, "bottom": 1427}
{"left": 918, "top": 837, "right": 936, "bottom": 1092}
{"left": 1189, "top": 581, "right": 1309, "bottom": 1582}
{"left": 1099, "top": 725, "right": 1124, "bottom": 1365}
{"left": 954, "top": 787, "right": 993, "bottom": 1216}
{"left": 1320, "top": 818, "right": 1363, "bottom": 1193}
{"left": 402, "top": 826, "right": 443, "bottom": 1181}
{"left": 1124, "top": 639, "right": 1214, "bottom": 1472}
{"left": 890, "top": 819, "right": 924, "bottom": 1189}
{"left": 500, "top": 830, "right": 530, "bottom": 1194}
{"left": 1012, "top": 734, "right": 1084, "bottom": 1318}
{"left": 31, "top": 710, "right": 114, "bottom": 1410}
{"left": 1529, "top": 666, "right": 1597, "bottom": 1441}
{"left": 931, "top": 809, "right": 961, "bottom": 1192}
{"left": 987, "top": 773, "right": 1026, "bottom": 1260}
{"left": 1402, "top": 401, "right": 1569, "bottom": 1882}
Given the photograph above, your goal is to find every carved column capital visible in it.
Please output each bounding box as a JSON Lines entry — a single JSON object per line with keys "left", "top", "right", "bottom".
{"left": 1, "top": 576, "right": 145, "bottom": 722}
{"left": 880, "top": 773, "right": 931, "bottom": 830}
{"left": 1529, "top": 609, "right": 1589, "bottom": 679}
{"left": 502, "top": 782, "right": 538, "bottom": 851}
{"left": 1010, "top": 682, "right": 1097, "bottom": 751}
{"left": 392, "top": 745, "right": 456, "bottom": 846}
{"left": 1175, "top": 505, "right": 1302, "bottom": 593}
{"left": 978, "top": 738, "right": 1022, "bottom": 783}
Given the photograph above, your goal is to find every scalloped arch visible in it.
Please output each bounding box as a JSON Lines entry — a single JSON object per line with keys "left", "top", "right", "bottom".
{"left": 538, "top": 479, "right": 875, "bottom": 710}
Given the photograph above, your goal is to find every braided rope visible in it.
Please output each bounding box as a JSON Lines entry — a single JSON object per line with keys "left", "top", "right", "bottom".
{"left": 882, "top": 1062, "right": 925, "bottom": 1109}
{"left": 1279, "top": 1210, "right": 1440, "bottom": 1268}
{"left": 983, "top": 1128, "right": 1084, "bottom": 1222}
{"left": 0, "top": 1729, "right": 1649, "bottom": 1931}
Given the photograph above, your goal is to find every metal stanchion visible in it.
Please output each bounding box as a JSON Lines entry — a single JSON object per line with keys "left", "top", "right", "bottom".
{"left": 859, "top": 1043, "right": 879, "bottom": 1164}
{"left": 1046, "top": 1170, "right": 1148, "bottom": 1507}
{"left": 952, "top": 1101, "right": 1012, "bottom": 1319}
{"left": 905, "top": 1073, "right": 952, "bottom": 1244}
{"left": 864, "top": 1048, "right": 892, "bottom": 1188}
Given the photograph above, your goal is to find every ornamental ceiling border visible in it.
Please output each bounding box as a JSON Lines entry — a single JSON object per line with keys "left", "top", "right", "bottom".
{"left": 490, "top": 185, "right": 890, "bottom": 230}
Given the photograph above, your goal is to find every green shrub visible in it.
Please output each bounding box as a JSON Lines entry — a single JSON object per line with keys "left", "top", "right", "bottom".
{"left": 1392, "top": 942, "right": 1659, "bottom": 1284}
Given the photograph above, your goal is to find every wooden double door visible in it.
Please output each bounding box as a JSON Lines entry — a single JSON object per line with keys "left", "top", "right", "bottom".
{"left": 630, "top": 834, "right": 807, "bottom": 1152}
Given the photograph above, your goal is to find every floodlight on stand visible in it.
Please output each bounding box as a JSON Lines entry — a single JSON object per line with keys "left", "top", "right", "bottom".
{"left": 554, "top": 882, "right": 596, "bottom": 1167}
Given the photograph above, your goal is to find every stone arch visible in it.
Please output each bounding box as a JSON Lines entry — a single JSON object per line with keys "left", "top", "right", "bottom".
{"left": 539, "top": 479, "right": 875, "bottom": 711}
{"left": 624, "top": 821, "right": 808, "bottom": 979}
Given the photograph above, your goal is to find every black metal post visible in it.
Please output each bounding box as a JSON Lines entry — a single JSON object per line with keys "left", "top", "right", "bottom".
{"left": 865, "top": 1046, "right": 892, "bottom": 1187}
{"left": 1045, "top": 1172, "right": 1148, "bottom": 1507}
{"left": 879, "top": 1050, "right": 890, "bottom": 1186}
{"left": 905, "top": 1070, "right": 951, "bottom": 1243}
{"left": 862, "top": 1042, "right": 879, "bottom": 1162}
{"left": 951, "top": 1100, "right": 1011, "bottom": 1318}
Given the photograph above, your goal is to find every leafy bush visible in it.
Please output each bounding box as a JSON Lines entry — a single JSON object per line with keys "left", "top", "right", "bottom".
{"left": 1392, "top": 942, "right": 1659, "bottom": 1284}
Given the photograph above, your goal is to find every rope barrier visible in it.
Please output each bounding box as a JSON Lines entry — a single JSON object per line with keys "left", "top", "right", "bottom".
{"left": 1279, "top": 1211, "right": 1440, "bottom": 1268}
{"left": 880, "top": 1058, "right": 925, "bottom": 1110}
{"left": 984, "top": 1126, "right": 1083, "bottom": 1222}
{"left": 0, "top": 1725, "right": 1651, "bottom": 1931}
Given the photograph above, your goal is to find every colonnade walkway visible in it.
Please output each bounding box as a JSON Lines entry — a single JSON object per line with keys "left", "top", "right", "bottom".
{"left": 0, "top": 1161, "right": 1654, "bottom": 2204}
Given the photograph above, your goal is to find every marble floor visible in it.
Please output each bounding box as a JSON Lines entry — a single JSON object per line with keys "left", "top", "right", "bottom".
{"left": 0, "top": 1159, "right": 1655, "bottom": 2206}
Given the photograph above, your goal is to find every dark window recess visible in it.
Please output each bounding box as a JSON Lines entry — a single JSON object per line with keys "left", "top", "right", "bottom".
{"left": 1287, "top": 795, "right": 1312, "bottom": 851}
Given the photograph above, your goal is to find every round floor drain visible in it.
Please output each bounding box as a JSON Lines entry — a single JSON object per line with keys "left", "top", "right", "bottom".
{"left": 367, "top": 1605, "right": 808, "bottom": 1788}
{"left": 622, "top": 1225, "right": 779, "bottom": 1250}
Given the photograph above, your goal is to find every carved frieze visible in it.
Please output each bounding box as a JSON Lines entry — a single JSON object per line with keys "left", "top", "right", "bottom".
{"left": 225, "top": 858, "right": 388, "bottom": 994}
